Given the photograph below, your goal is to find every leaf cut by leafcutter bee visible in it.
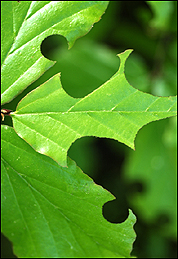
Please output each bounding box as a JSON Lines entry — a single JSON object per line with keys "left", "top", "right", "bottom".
{"left": 1, "top": 109, "right": 12, "bottom": 121}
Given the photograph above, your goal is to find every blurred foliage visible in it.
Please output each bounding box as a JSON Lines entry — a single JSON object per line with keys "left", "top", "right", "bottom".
{"left": 2, "top": 1, "right": 177, "bottom": 258}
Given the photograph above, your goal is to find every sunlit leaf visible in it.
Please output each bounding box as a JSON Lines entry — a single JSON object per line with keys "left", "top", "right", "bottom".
{"left": 12, "top": 49, "right": 177, "bottom": 166}
{"left": 1, "top": 1, "right": 109, "bottom": 104}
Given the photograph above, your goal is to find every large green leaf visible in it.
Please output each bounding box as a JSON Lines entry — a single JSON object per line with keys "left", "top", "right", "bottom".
{"left": 1, "top": 1, "right": 109, "bottom": 104}
{"left": 11, "top": 49, "right": 177, "bottom": 167}
{"left": 1, "top": 125, "right": 136, "bottom": 258}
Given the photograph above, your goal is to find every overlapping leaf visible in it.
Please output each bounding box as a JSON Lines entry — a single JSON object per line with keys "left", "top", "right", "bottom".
{"left": 12, "top": 49, "right": 177, "bottom": 166}
{"left": 1, "top": 125, "right": 136, "bottom": 258}
{"left": 1, "top": 1, "right": 109, "bottom": 104}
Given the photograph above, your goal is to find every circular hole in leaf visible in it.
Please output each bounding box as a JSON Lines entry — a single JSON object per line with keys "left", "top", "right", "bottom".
{"left": 41, "top": 35, "right": 68, "bottom": 61}
{"left": 102, "top": 200, "right": 129, "bottom": 223}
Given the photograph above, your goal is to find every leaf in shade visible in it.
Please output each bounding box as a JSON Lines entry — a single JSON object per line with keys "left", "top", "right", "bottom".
{"left": 1, "top": 125, "right": 136, "bottom": 258}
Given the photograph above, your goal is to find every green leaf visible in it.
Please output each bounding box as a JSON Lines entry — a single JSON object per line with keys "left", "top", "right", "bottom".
{"left": 124, "top": 118, "right": 177, "bottom": 238}
{"left": 12, "top": 49, "right": 177, "bottom": 166}
{"left": 1, "top": 125, "right": 136, "bottom": 258}
{"left": 1, "top": 1, "right": 109, "bottom": 104}
{"left": 147, "top": 1, "right": 174, "bottom": 30}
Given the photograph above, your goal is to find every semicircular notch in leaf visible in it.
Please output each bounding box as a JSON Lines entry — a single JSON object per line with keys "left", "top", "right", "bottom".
{"left": 1, "top": 125, "right": 136, "bottom": 258}
{"left": 11, "top": 49, "right": 177, "bottom": 166}
{"left": 1, "top": 1, "right": 109, "bottom": 104}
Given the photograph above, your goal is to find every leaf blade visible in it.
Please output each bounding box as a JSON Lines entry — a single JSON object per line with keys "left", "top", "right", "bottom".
{"left": 1, "top": 125, "right": 136, "bottom": 258}
{"left": 1, "top": 1, "right": 109, "bottom": 104}
{"left": 12, "top": 50, "right": 177, "bottom": 166}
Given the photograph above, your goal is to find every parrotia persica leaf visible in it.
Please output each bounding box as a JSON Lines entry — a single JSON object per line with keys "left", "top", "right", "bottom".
{"left": 1, "top": 125, "right": 136, "bottom": 258}
{"left": 1, "top": 1, "right": 109, "bottom": 104}
{"left": 12, "top": 50, "right": 177, "bottom": 167}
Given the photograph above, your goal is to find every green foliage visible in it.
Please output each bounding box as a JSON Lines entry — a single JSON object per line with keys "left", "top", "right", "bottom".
{"left": 11, "top": 49, "right": 176, "bottom": 167}
{"left": 1, "top": 1, "right": 109, "bottom": 104}
{"left": 124, "top": 118, "right": 177, "bottom": 238}
{"left": 1, "top": 1, "right": 177, "bottom": 258}
{"left": 2, "top": 125, "right": 136, "bottom": 258}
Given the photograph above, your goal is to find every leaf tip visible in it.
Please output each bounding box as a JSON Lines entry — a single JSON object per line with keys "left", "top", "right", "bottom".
{"left": 117, "top": 49, "right": 134, "bottom": 74}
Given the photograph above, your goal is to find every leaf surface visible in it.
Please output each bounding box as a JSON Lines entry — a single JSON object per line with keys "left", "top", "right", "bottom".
{"left": 12, "top": 50, "right": 177, "bottom": 166}
{"left": 1, "top": 125, "right": 136, "bottom": 258}
{"left": 1, "top": 1, "right": 109, "bottom": 104}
